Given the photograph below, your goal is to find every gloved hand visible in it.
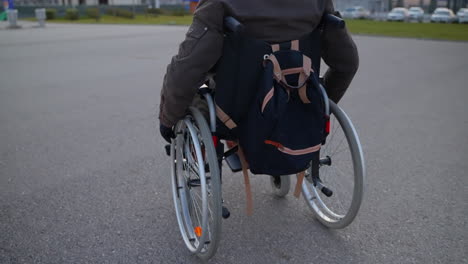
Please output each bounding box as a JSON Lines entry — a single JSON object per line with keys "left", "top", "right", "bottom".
{"left": 160, "top": 124, "right": 175, "bottom": 143}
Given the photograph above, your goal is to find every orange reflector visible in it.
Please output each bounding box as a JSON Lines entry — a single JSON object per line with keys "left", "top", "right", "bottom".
{"left": 194, "top": 226, "right": 202, "bottom": 237}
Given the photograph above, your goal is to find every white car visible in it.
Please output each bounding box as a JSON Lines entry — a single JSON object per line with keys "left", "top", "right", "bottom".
{"left": 408, "top": 7, "right": 424, "bottom": 22}
{"left": 431, "top": 8, "right": 457, "bottom": 23}
{"left": 456, "top": 8, "right": 468, "bottom": 23}
{"left": 342, "top": 6, "right": 371, "bottom": 19}
{"left": 387, "top": 7, "right": 409, "bottom": 22}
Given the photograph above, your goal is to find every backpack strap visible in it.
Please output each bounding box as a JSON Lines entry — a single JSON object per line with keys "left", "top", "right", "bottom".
{"left": 216, "top": 104, "right": 237, "bottom": 129}
{"left": 299, "top": 55, "right": 312, "bottom": 84}
{"left": 265, "top": 54, "right": 312, "bottom": 90}
{"left": 291, "top": 40, "right": 299, "bottom": 51}
{"left": 294, "top": 171, "right": 306, "bottom": 198}
{"left": 272, "top": 40, "right": 299, "bottom": 52}
{"left": 268, "top": 39, "right": 313, "bottom": 93}
{"left": 298, "top": 86, "right": 311, "bottom": 104}
{"left": 271, "top": 44, "right": 280, "bottom": 52}
{"left": 267, "top": 54, "right": 283, "bottom": 81}
{"left": 261, "top": 86, "right": 275, "bottom": 113}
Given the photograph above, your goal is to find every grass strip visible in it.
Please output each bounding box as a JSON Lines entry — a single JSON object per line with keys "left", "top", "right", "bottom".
{"left": 32, "top": 15, "right": 194, "bottom": 25}
{"left": 33, "top": 15, "right": 468, "bottom": 41}
{"left": 346, "top": 19, "right": 468, "bottom": 41}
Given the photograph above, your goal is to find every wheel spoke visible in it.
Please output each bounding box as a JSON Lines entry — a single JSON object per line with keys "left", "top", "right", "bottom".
{"left": 326, "top": 152, "right": 354, "bottom": 212}
{"left": 192, "top": 190, "right": 213, "bottom": 234}
{"left": 329, "top": 136, "right": 346, "bottom": 158}
{"left": 190, "top": 191, "right": 203, "bottom": 233}
{"left": 329, "top": 147, "right": 349, "bottom": 158}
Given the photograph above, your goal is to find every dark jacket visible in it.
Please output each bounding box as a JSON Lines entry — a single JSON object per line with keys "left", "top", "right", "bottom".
{"left": 159, "top": 0, "right": 359, "bottom": 127}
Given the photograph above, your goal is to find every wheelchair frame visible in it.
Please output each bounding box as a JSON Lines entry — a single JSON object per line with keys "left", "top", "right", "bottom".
{"left": 170, "top": 86, "right": 365, "bottom": 260}
{"left": 168, "top": 15, "right": 365, "bottom": 260}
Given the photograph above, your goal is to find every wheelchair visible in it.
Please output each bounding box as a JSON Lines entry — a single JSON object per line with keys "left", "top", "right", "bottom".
{"left": 168, "top": 15, "right": 365, "bottom": 260}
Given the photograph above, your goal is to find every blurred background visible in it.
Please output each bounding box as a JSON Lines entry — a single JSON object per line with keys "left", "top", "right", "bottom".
{"left": 1, "top": 0, "right": 467, "bottom": 263}
{"left": 2, "top": 0, "right": 467, "bottom": 41}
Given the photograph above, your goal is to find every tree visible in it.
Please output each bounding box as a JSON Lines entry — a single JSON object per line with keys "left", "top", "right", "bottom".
{"left": 429, "top": 0, "right": 437, "bottom": 12}
{"left": 454, "top": 0, "right": 466, "bottom": 11}
{"left": 463, "top": 0, "right": 467, "bottom": 9}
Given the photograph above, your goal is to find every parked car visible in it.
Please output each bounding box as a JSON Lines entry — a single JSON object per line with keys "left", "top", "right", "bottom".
{"left": 456, "top": 8, "right": 468, "bottom": 23}
{"left": 387, "top": 7, "right": 409, "bottom": 22}
{"left": 408, "top": 7, "right": 424, "bottom": 22}
{"left": 431, "top": 8, "right": 457, "bottom": 23}
{"left": 342, "top": 6, "right": 371, "bottom": 19}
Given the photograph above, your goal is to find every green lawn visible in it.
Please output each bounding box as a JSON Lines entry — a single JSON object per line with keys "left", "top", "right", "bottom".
{"left": 346, "top": 19, "right": 468, "bottom": 41}
{"left": 36, "top": 15, "right": 194, "bottom": 25}
{"left": 35, "top": 15, "right": 468, "bottom": 41}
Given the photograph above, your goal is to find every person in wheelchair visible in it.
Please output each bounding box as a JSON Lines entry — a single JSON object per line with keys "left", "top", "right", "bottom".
{"left": 159, "top": 0, "right": 359, "bottom": 142}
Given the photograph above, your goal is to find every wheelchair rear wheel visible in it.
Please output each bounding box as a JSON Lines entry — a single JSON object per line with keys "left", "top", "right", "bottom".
{"left": 302, "top": 101, "right": 365, "bottom": 229}
{"left": 170, "top": 107, "right": 222, "bottom": 260}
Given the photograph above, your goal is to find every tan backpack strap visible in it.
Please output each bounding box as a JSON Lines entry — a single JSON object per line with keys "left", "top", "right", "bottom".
{"left": 271, "top": 44, "right": 280, "bottom": 52}
{"left": 297, "top": 55, "right": 314, "bottom": 100}
{"left": 216, "top": 104, "right": 237, "bottom": 129}
{"left": 298, "top": 86, "right": 311, "bottom": 104}
{"left": 291, "top": 40, "right": 299, "bottom": 51}
{"left": 302, "top": 55, "right": 312, "bottom": 77}
{"left": 267, "top": 54, "right": 313, "bottom": 90}
{"left": 272, "top": 40, "right": 298, "bottom": 52}
{"left": 261, "top": 86, "right": 275, "bottom": 113}
{"left": 238, "top": 147, "right": 253, "bottom": 216}
{"left": 298, "top": 55, "right": 312, "bottom": 85}
{"left": 267, "top": 54, "right": 283, "bottom": 82}
{"left": 294, "top": 171, "right": 306, "bottom": 198}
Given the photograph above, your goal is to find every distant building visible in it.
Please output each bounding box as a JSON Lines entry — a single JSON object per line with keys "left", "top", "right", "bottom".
{"left": 334, "top": 0, "right": 438, "bottom": 12}
{"left": 334, "top": 0, "right": 386, "bottom": 12}
{"left": 333, "top": 0, "right": 465, "bottom": 13}
{"left": 15, "top": 0, "right": 463, "bottom": 10}
{"left": 15, "top": 0, "right": 183, "bottom": 6}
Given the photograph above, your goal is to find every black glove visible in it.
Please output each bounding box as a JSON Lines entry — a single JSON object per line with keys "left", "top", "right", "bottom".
{"left": 160, "top": 124, "right": 175, "bottom": 143}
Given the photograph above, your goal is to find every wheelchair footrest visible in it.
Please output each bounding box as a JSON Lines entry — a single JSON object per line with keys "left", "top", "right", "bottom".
{"left": 224, "top": 147, "right": 242, "bottom": 172}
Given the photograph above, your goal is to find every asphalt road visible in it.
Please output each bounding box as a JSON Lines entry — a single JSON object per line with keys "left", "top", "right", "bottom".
{"left": 1, "top": 23, "right": 467, "bottom": 264}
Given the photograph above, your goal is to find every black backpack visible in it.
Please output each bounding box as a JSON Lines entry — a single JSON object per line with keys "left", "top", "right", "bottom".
{"left": 239, "top": 41, "right": 326, "bottom": 176}
{"left": 215, "top": 30, "right": 327, "bottom": 176}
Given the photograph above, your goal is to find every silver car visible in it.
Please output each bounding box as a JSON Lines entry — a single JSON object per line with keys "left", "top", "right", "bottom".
{"left": 408, "top": 7, "right": 424, "bottom": 22}
{"left": 387, "top": 7, "right": 409, "bottom": 22}
{"left": 456, "top": 8, "right": 468, "bottom": 23}
{"left": 431, "top": 8, "right": 457, "bottom": 23}
{"left": 342, "top": 6, "right": 371, "bottom": 19}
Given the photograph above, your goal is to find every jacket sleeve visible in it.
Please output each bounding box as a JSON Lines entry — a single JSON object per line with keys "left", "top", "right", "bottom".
{"left": 321, "top": 0, "right": 359, "bottom": 103}
{"left": 159, "top": 0, "right": 225, "bottom": 127}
